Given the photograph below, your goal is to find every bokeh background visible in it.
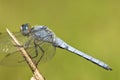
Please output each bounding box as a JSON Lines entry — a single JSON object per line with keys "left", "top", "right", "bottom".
{"left": 0, "top": 0, "right": 119, "bottom": 80}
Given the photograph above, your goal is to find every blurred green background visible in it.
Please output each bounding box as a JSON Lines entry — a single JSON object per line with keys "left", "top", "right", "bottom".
{"left": 0, "top": 0, "right": 119, "bottom": 80}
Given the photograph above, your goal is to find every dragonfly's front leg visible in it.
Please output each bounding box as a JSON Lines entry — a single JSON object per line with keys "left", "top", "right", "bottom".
{"left": 24, "top": 38, "right": 33, "bottom": 48}
{"left": 30, "top": 40, "right": 39, "bottom": 59}
{"left": 35, "top": 44, "right": 44, "bottom": 66}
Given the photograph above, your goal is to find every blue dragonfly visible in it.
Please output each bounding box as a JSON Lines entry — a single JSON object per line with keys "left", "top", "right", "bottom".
{"left": 0, "top": 23, "right": 112, "bottom": 70}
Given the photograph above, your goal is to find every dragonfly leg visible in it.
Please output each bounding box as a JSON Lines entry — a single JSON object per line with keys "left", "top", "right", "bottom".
{"left": 31, "top": 40, "right": 39, "bottom": 59}
{"left": 16, "top": 39, "right": 33, "bottom": 63}
{"left": 17, "top": 40, "right": 40, "bottom": 64}
{"left": 30, "top": 40, "right": 44, "bottom": 66}
{"left": 24, "top": 37, "right": 33, "bottom": 47}
{"left": 35, "top": 45, "right": 44, "bottom": 66}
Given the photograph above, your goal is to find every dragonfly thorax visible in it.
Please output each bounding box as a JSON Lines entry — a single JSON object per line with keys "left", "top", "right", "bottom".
{"left": 30, "top": 26, "right": 55, "bottom": 43}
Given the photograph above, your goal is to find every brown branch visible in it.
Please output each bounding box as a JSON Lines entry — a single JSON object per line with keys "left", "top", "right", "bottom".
{"left": 6, "top": 28, "right": 45, "bottom": 80}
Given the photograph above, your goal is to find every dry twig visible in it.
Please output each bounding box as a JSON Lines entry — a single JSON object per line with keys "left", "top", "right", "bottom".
{"left": 6, "top": 28, "right": 44, "bottom": 80}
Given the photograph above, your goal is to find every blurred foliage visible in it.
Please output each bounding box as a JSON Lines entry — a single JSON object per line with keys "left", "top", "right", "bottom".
{"left": 0, "top": 0, "right": 120, "bottom": 80}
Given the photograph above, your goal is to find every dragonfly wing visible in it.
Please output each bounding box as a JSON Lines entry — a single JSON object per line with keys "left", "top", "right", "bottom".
{"left": 0, "top": 32, "right": 56, "bottom": 65}
{"left": 25, "top": 39, "right": 56, "bottom": 64}
{"left": 0, "top": 32, "right": 29, "bottom": 53}
{"left": 37, "top": 41, "right": 56, "bottom": 62}
{"left": 0, "top": 33, "right": 18, "bottom": 54}
{"left": 0, "top": 51, "right": 26, "bottom": 66}
{"left": 0, "top": 32, "right": 29, "bottom": 65}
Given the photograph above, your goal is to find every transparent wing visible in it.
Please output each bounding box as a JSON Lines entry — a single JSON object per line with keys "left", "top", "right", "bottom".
{"left": 0, "top": 32, "right": 29, "bottom": 53}
{"left": 0, "top": 33, "right": 18, "bottom": 54}
{"left": 41, "top": 42, "right": 56, "bottom": 62}
{"left": 0, "top": 32, "right": 56, "bottom": 65}
{"left": 26, "top": 39, "right": 56, "bottom": 64}
{"left": 0, "top": 51, "right": 27, "bottom": 66}
{"left": 0, "top": 32, "right": 29, "bottom": 65}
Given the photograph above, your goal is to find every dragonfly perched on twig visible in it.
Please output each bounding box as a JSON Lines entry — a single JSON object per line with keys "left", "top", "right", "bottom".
{"left": 0, "top": 23, "right": 112, "bottom": 70}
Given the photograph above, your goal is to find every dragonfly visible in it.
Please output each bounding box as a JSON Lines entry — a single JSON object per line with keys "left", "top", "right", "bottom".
{"left": 0, "top": 23, "right": 112, "bottom": 70}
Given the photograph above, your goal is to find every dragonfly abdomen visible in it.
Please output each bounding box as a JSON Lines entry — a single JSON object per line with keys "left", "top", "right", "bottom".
{"left": 54, "top": 37, "right": 112, "bottom": 70}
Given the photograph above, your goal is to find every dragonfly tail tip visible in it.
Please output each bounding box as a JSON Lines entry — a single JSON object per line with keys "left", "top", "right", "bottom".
{"left": 106, "top": 67, "right": 112, "bottom": 71}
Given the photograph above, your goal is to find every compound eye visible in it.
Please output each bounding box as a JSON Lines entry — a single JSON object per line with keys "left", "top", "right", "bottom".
{"left": 21, "top": 24, "right": 29, "bottom": 30}
{"left": 20, "top": 23, "right": 30, "bottom": 36}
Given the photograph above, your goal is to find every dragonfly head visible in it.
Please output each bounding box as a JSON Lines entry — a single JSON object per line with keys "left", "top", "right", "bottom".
{"left": 20, "top": 23, "right": 31, "bottom": 36}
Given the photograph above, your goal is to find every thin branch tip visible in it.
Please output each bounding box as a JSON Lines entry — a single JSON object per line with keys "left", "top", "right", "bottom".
{"left": 6, "top": 28, "right": 8, "bottom": 31}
